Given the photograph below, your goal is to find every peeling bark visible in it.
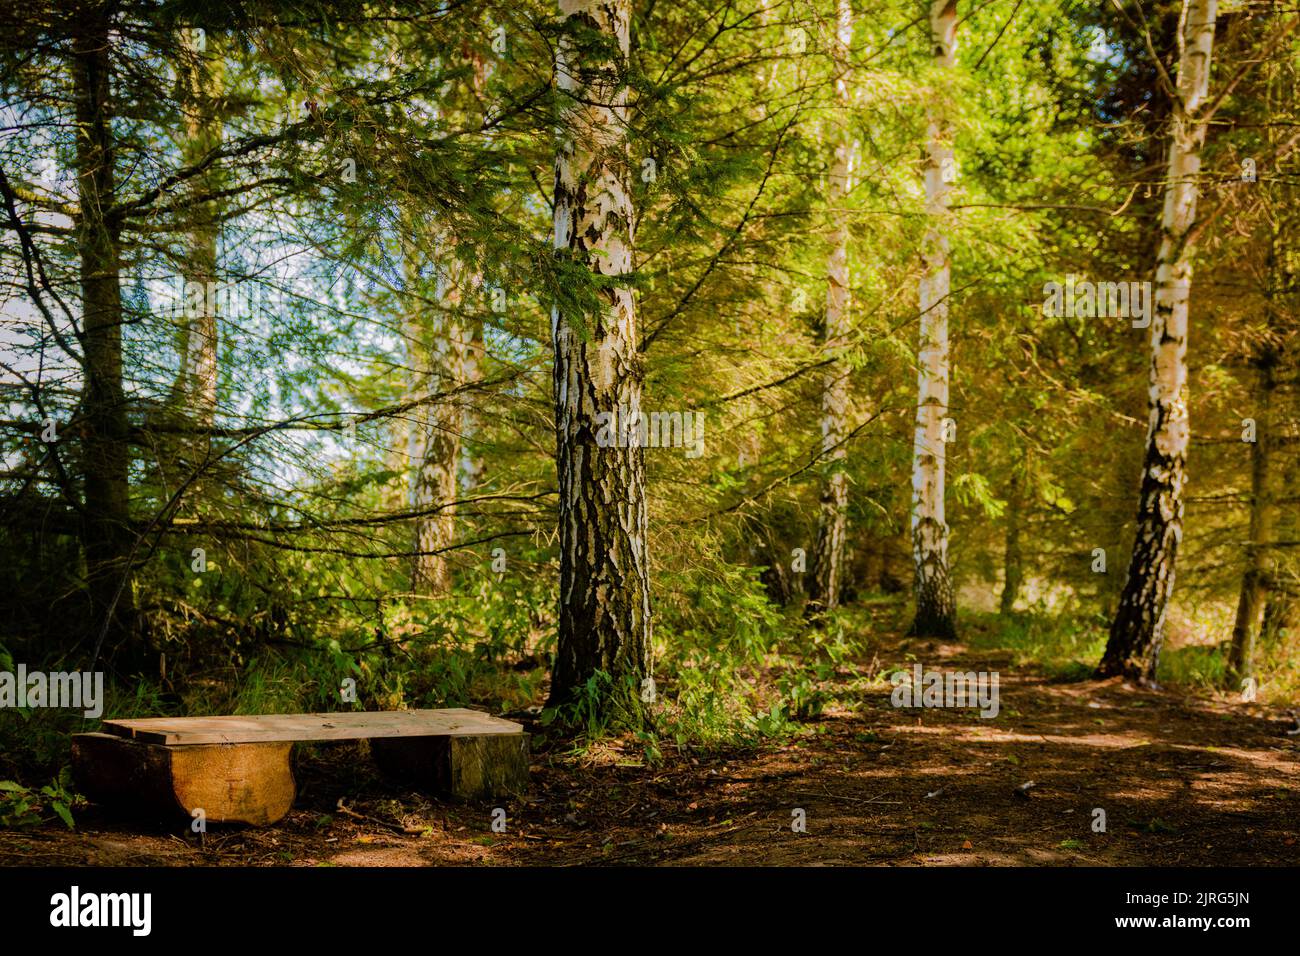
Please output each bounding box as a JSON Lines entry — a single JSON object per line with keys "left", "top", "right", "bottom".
{"left": 907, "top": 0, "right": 958, "bottom": 640}
{"left": 1099, "top": 0, "right": 1218, "bottom": 682}
{"left": 547, "top": 0, "right": 652, "bottom": 708}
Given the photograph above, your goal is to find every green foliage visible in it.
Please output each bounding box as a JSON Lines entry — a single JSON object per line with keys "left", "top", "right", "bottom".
{"left": 967, "top": 611, "right": 1108, "bottom": 678}
{"left": 651, "top": 561, "right": 795, "bottom": 746}
{"left": 0, "top": 768, "right": 80, "bottom": 830}
{"left": 1158, "top": 644, "right": 1229, "bottom": 693}
{"left": 541, "top": 670, "right": 649, "bottom": 744}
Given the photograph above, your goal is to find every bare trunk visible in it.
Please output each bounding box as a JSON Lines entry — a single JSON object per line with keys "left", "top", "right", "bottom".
{"left": 406, "top": 246, "right": 468, "bottom": 597}
{"left": 1000, "top": 470, "right": 1023, "bottom": 616}
{"left": 74, "top": 12, "right": 136, "bottom": 656}
{"left": 461, "top": 312, "right": 485, "bottom": 494}
{"left": 908, "top": 0, "right": 958, "bottom": 639}
{"left": 1261, "top": 450, "right": 1297, "bottom": 644}
{"left": 170, "top": 28, "right": 222, "bottom": 444}
{"left": 547, "top": 0, "right": 652, "bottom": 708}
{"left": 1228, "top": 222, "right": 1285, "bottom": 682}
{"left": 1099, "top": 0, "right": 1218, "bottom": 682}
{"left": 807, "top": 0, "right": 854, "bottom": 616}
{"left": 406, "top": 46, "right": 488, "bottom": 592}
{"left": 460, "top": 50, "right": 488, "bottom": 497}
{"left": 1228, "top": 364, "right": 1275, "bottom": 682}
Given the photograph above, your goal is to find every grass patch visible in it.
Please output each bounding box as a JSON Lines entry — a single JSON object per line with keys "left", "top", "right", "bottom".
{"left": 965, "top": 611, "right": 1107, "bottom": 677}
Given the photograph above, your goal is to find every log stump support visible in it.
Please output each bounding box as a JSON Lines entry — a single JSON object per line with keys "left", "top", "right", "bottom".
{"left": 371, "top": 733, "right": 530, "bottom": 800}
{"left": 72, "top": 733, "right": 295, "bottom": 827}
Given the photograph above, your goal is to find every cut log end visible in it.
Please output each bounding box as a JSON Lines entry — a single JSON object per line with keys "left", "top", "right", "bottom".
{"left": 371, "top": 733, "right": 530, "bottom": 800}
{"left": 72, "top": 732, "right": 296, "bottom": 827}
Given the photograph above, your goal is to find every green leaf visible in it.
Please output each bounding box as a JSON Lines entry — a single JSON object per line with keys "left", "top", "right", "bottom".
{"left": 51, "top": 800, "right": 75, "bottom": 830}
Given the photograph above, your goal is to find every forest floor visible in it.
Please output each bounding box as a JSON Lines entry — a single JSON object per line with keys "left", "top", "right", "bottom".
{"left": 3, "top": 619, "right": 1299, "bottom": 867}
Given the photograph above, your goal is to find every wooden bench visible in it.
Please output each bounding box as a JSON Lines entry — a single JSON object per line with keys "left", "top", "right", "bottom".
{"left": 71, "top": 709, "right": 528, "bottom": 826}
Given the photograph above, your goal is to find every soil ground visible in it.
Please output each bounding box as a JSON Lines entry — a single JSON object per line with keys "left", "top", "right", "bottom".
{"left": 3, "top": 625, "right": 1298, "bottom": 867}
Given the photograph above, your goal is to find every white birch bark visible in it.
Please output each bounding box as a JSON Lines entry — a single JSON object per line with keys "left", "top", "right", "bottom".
{"left": 808, "top": 0, "right": 854, "bottom": 615}
{"left": 1099, "top": 0, "right": 1218, "bottom": 681}
{"left": 405, "top": 46, "right": 488, "bottom": 594}
{"left": 548, "top": 0, "right": 652, "bottom": 706}
{"left": 172, "top": 28, "right": 222, "bottom": 440}
{"left": 405, "top": 237, "right": 469, "bottom": 597}
{"left": 908, "top": 0, "right": 958, "bottom": 638}
{"left": 461, "top": 50, "right": 489, "bottom": 495}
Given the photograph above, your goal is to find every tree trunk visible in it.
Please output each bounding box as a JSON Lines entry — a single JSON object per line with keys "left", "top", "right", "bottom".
{"left": 547, "top": 0, "right": 652, "bottom": 709}
{"left": 406, "top": 243, "right": 468, "bottom": 597}
{"left": 170, "top": 28, "right": 222, "bottom": 446}
{"left": 405, "top": 41, "right": 490, "bottom": 595}
{"left": 1228, "top": 363, "right": 1276, "bottom": 683}
{"left": 461, "top": 310, "right": 485, "bottom": 494}
{"left": 1261, "top": 452, "right": 1296, "bottom": 644}
{"left": 907, "top": 0, "right": 958, "bottom": 640}
{"left": 74, "top": 11, "right": 136, "bottom": 657}
{"left": 1000, "top": 470, "right": 1023, "bottom": 616}
{"left": 1098, "top": 0, "right": 1218, "bottom": 682}
{"left": 460, "top": 50, "right": 488, "bottom": 497}
{"left": 807, "top": 0, "right": 854, "bottom": 617}
{"left": 1228, "top": 214, "right": 1286, "bottom": 682}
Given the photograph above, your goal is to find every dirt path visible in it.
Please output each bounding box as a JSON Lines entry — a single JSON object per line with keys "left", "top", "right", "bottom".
{"left": 3, "top": 632, "right": 1298, "bottom": 867}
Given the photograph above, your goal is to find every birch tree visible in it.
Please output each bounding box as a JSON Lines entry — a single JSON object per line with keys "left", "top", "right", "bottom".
{"left": 908, "top": 0, "right": 958, "bottom": 639}
{"left": 807, "top": 0, "right": 854, "bottom": 616}
{"left": 405, "top": 241, "right": 469, "bottom": 596}
{"left": 170, "top": 28, "right": 223, "bottom": 448}
{"left": 548, "top": 0, "right": 652, "bottom": 709}
{"left": 405, "top": 42, "right": 487, "bottom": 596}
{"left": 461, "top": 49, "right": 489, "bottom": 496}
{"left": 1098, "top": 0, "right": 1219, "bottom": 682}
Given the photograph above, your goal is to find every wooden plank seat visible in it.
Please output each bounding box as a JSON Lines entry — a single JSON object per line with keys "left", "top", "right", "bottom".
{"left": 71, "top": 708, "right": 528, "bottom": 827}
